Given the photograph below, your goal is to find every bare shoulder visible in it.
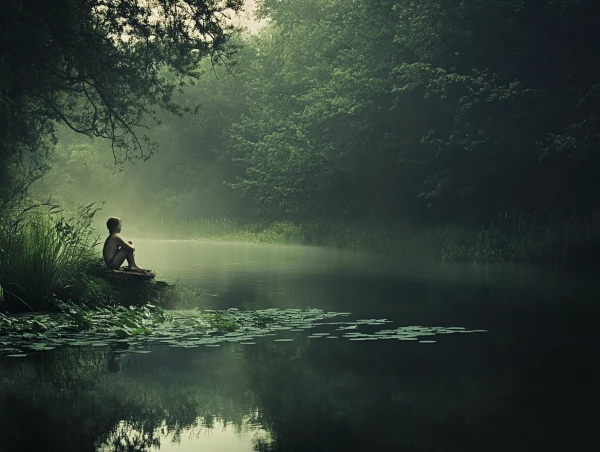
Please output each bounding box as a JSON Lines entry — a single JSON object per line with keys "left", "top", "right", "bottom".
{"left": 103, "top": 234, "right": 122, "bottom": 249}
{"left": 112, "top": 233, "right": 126, "bottom": 243}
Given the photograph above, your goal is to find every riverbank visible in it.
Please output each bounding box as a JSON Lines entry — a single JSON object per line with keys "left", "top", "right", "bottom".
{"left": 128, "top": 215, "right": 600, "bottom": 266}
{"left": 0, "top": 207, "right": 193, "bottom": 314}
{"left": 3, "top": 209, "right": 598, "bottom": 314}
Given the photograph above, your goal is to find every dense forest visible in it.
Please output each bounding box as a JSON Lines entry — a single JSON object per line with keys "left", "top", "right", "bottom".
{"left": 2, "top": 0, "right": 600, "bottom": 308}
{"left": 3, "top": 3, "right": 600, "bottom": 450}
{"left": 34, "top": 0, "right": 600, "bottom": 221}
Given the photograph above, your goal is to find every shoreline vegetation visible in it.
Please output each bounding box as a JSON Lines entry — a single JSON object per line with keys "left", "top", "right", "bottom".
{"left": 1, "top": 208, "right": 598, "bottom": 320}
{"left": 129, "top": 214, "right": 600, "bottom": 266}
{"left": 0, "top": 207, "right": 195, "bottom": 316}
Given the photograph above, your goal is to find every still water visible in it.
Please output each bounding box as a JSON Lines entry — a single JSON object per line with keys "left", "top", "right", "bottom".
{"left": 1, "top": 240, "right": 599, "bottom": 451}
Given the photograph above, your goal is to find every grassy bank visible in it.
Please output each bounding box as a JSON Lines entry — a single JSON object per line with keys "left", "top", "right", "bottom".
{"left": 0, "top": 207, "right": 113, "bottom": 312}
{"left": 0, "top": 206, "right": 191, "bottom": 314}
{"left": 4, "top": 208, "right": 596, "bottom": 313}
{"left": 129, "top": 213, "right": 600, "bottom": 266}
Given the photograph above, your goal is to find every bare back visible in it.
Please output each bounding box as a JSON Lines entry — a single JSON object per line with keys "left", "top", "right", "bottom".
{"left": 103, "top": 234, "right": 122, "bottom": 265}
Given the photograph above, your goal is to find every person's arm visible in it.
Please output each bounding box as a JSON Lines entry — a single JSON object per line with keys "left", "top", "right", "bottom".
{"left": 116, "top": 235, "right": 135, "bottom": 251}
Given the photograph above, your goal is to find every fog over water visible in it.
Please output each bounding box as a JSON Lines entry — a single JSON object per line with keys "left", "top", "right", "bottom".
{"left": 2, "top": 0, "right": 600, "bottom": 450}
{"left": 4, "top": 241, "right": 597, "bottom": 451}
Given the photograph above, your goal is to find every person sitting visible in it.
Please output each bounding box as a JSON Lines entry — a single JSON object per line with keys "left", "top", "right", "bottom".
{"left": 102, "top": 217, "right": 144, "bottom": 271}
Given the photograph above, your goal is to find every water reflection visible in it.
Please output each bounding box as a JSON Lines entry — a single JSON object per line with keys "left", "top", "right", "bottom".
{"left": 0, "top": 345, "right": 269, "bottom": 452}
{"left": 2, "top": 242, "right": 599, "bottom": 451}
{"left": 97, "top": 419, "right": 271, "bottom": 452}
{"left": 2, "top": 322, "right": 597, "bottom": 451}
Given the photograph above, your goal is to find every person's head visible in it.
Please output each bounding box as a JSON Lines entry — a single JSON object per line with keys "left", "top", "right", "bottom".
{"left": 106, "top": 217, "right": 122, "bottom": 234}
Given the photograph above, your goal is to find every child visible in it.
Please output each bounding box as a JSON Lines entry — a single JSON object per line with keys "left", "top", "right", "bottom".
{"left": 102, "top": 217, "right": 144, "bottom": 271}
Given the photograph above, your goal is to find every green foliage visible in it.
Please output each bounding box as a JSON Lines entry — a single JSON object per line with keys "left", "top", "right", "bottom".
{"left": 0, "top": 0, "right": 244, "bottom": 214}
{"left": 0, "top": 204, "right": 105, "bottom": 310}
{"left": 21, "top": 0, "right": 600, "bottom": 265}
{"left": 226, "top": 0, "right": 600, "bottom": 222}
{"left": 229, "top": 0, "right": 400, "bottom": 218}
{"left": 0, "top": 303, "right": 171, "bottom": 337}
{"left": 112, "top": 304, "right": 169, "bottom": 337}
{"left": 201, "top": 312, "right": 241, "bottom": 332}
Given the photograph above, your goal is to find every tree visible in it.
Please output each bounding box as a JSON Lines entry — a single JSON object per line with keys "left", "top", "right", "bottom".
{"left": 390, "top": 0, "right": 600, "bottom": 220}
{"left": 230, "top": 0, "right": 402, "bottom": 219}
{"left": 0, "top": 0, "right": 244, "bottom": 207}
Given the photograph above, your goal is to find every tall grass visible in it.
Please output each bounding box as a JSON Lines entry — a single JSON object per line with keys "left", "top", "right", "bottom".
{"left": 130, "top": 211, "right": 600, "bottom": 265}
{"left": 0, "top": 205, "right": 111, "bottom": 311}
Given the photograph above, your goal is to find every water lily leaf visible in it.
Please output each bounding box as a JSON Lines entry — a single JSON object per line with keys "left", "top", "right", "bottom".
{"left": 115, "top": 328, "right": 129, "bottom": 338}
{"left": 27, "top": 343, "right": 55, "bottom": 351}
{"left": 130, "top": 327, "right": 152, "bottom": 336}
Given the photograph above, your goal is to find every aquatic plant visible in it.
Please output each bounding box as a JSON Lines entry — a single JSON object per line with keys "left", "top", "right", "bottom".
{"left": 0, "top": 307, "right": 487, "bottom": 358}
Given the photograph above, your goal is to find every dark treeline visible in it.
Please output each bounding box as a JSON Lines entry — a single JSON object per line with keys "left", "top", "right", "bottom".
{"left": 39, "top": 0, "right": 600, "bottom": 227}
{"left": 220, "top": 0, "right": 600, "bottom": 225}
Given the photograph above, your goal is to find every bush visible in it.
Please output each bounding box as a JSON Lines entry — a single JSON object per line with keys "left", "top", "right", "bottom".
{"left": 0, "top": 204, "right": 108, "bottom": 311}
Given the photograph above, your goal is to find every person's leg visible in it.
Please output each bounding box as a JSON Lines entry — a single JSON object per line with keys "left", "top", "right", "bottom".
{"left": 108, "top": 248, "right": 129, "bottom": 269}
{"left": 125, "top": 249, "right": 143, "bottom": 271}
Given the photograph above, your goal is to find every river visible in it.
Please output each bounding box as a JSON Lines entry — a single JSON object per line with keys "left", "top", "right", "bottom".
{"left": 1, "top": 240, "right": 598, "bottom": 451}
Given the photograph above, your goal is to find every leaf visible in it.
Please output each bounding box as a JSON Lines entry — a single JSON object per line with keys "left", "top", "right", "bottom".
{"left": 115, "top": 328, "right": 130, "bottom": 338}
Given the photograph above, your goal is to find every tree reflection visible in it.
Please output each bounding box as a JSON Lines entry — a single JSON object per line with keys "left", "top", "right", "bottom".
{"left": 0, "top": 346, "right": 265, "bottom": 452}
{"left": 0, "top": 323, "right": 589, "bottom": 452}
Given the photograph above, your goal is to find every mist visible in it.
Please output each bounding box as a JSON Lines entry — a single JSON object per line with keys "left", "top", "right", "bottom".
{"left": 28, "top": 0, "right": 600, "bottom": 264}
{"left": 2, "top": 1, "right": 600, "bottom": 451}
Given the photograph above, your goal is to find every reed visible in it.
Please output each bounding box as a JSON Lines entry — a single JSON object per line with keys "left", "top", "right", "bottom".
{"left": 0, "top": 206, "right": 110, "bottom": 311}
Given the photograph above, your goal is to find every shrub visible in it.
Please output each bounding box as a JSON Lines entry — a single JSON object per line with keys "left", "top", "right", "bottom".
{"left": 0, "top": 204, "right": 106, "bottom": 311}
